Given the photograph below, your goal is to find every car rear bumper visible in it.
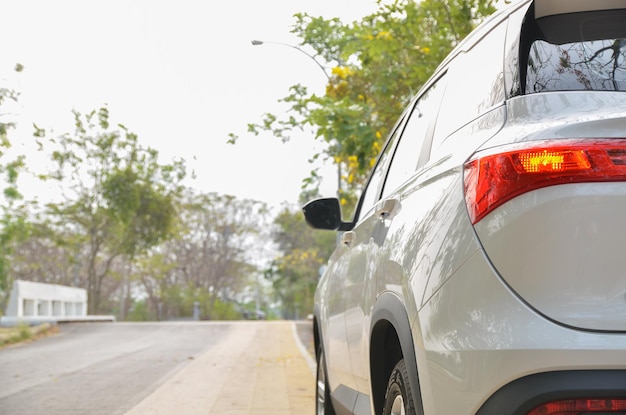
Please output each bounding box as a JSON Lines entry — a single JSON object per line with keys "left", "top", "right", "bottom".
{"left": 415, "top": 249, "right": 626, "bottom": 415}
{"left": 476, "top": 370, "right": 626, "bottom": 415}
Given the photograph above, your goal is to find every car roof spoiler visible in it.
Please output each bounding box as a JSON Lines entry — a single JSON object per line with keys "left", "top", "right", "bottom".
{"left": 535, "top": 0, "right": 626, "bottom": 18}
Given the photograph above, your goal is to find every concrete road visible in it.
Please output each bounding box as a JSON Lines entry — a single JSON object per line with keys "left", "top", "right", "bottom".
{"left": 0, "top": 321, "right": 315, "bottom": 415}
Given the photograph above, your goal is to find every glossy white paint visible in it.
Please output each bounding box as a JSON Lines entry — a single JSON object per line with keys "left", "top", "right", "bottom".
{"left": 417, "top": 250, "right": 626, "bottom": 415}
{"left": 476, "top": 182, "right": 626, "bottom": 330}
{"left": 310, "top": 1, "right": 626, "bottom": 414}
{"left": 486, "top": 93, "right": 626, "bottom": 149}
{"left": 534, "top": 0, "right": 626, "bottom": 18}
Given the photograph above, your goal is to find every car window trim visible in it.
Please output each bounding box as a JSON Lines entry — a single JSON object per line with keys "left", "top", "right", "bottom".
{"left": 349, "top": 108, "right": 412, "bottom": 226}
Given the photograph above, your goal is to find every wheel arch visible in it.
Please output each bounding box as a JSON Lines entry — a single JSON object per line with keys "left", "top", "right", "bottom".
{"left": 370, "top": 292, "right": 424, "bottom": 415}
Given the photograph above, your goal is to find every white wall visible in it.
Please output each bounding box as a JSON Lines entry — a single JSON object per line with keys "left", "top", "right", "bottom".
{"left": 5, "top": 280, "right": 87, "bottom": 318}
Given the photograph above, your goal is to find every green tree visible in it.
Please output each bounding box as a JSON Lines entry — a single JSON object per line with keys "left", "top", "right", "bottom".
{"left": 0, "top": 63, "right": 28, "bottom": 312}
{"left": 9, "top": 223, "right": 75, "bottom": 286}
{"left": 36, "top": 107, "right": 186, "bottom": 314}
{"left": 243, "top": 0, "right": 497, "bottom": 212}
{"left": 267, "top": 207, "right": 336, "bottom": 318}
{"left": 136, "top": 190, "right": 271, "bottom": 320}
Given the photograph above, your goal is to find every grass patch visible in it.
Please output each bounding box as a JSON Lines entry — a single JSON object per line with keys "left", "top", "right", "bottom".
{"left": 0, "top": 323, "right": 58, "bottom": 349}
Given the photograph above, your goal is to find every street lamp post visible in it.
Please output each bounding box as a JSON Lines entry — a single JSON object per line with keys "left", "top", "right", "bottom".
{"left": 251, "top": 40, "right": 330, "bottom": 81}
{"left": 251, "top": 39, "right": 342, "bottom": 199}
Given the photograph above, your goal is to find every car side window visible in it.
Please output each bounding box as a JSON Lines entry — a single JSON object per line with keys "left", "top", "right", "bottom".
{"left": 357, "top": 114, "right": 408, "bottom": 218}
{"left": 431, "top": 21, "right": 507, "bottom": 150}
{"left": 381, "top": 78, "right": 446, "bottom": 198}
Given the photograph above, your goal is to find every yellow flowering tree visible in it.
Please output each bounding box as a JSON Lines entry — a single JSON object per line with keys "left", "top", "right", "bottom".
{"left": 244, "top": 0, "right": 497, "bottom": 214}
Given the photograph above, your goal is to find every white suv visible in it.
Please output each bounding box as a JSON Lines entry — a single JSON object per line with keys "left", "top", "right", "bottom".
{"left": 303, "top": 1, "right": 626, "bottom": 414}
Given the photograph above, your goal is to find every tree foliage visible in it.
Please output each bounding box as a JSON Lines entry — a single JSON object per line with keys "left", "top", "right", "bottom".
{"left": 244, "top": 0, "right": 497, "bottom": 210}
{"left": 241, "top": 1, "right": 499, "bottom": 317}
{"left": 134, "top": 190, "right": 272, "bottom": 320}
{"left": 6, "top": 100, "right": 273, "bottom": 319}
{"left": 35, "top": 107, "right": 186, "bottom": 313}
{"left": 0, "top": 63, "right": 29, "bottom": 313}
{"left": 267, "top": 207, "right": 336, "bottom": 318}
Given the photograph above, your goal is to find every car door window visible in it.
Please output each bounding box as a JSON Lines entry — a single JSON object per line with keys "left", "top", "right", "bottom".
{"left": 432, "top": 21, "right": 507, "bottom": 149}
{"left": 356, "top": 113, "right": 409, "bottom": 219}
{"left": 381, "top": 78, "right": 446, "bottom": 198}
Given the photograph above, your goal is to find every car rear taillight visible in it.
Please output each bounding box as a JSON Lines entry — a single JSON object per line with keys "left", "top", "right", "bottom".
{"left": 527, "top": 398, "right": 626, "bottom": 414}
{"left": 463, "top": 139, "right": 626, "bottom": 224}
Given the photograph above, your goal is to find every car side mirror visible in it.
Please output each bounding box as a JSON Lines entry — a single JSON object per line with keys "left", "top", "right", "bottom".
{"left": 302, "top": 198, "right": 352, "bottom": 231}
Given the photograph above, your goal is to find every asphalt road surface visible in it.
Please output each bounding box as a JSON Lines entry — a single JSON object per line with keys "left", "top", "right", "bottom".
{"left": 0, "top": 321, "right": 315, "bottom": 415}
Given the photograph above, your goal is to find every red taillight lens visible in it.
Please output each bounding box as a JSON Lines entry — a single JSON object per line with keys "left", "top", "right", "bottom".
{"left": 463, "top": 139, "right": 626, "bottom": 224}
{"left": 527, "top": 398, "right": 626, "bottom": 414}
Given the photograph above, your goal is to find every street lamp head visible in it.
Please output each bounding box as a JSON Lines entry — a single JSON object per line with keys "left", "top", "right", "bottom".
{"left": 251, "top": 40, "right": 264, "bottom": 46}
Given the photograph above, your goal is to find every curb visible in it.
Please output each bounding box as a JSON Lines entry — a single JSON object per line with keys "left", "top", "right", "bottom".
{"left": 291, "top": 321, "right": 316, "bottom": 376}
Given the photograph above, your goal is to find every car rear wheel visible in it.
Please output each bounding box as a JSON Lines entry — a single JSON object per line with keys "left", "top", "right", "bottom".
{"left": 316, "top": 346, "right": 335, "bottom": 415}
{"left": 383, "top": 359, "right": 417, "bottom": 415}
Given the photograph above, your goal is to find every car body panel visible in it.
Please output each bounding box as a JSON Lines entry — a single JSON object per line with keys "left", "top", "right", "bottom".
{"left": 473, "top": 93, "right": 626, "bottom": 331}
{"left": 476, "top": 182, "right": 626, "bottom": 331}
{"left": 418, "top": 249, "right": 626, "bottom": 415}
{"left": 534, "top": 0, "right": 626, "bottom": 19}
{"left": 316, "top": 246, "right": 358, "bottom": 413}
{"left": 343, "top": 206, "right": 382, "bottom": 394}
{"left": 308, "top": 1, "right": 626, "bottom": 414}
{"left": 487, "top": 93, "right": 626, "bottom": 149}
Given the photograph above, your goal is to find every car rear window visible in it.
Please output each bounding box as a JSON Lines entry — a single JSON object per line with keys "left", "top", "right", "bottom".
{"left": 523, "top": 9, "right": 626, "bottom": 94}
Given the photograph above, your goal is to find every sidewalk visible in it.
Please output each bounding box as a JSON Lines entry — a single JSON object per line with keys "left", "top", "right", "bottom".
{"left": 125, "top": 321, "right": 315, "bottom": 415}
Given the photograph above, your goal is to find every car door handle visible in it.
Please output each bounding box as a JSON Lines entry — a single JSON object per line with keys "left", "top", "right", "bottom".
{"left": 376, "top": 198, "right": 401, "bottom": 220}
{"left": 341, "top": 231, "right": 356, "bottom": 246}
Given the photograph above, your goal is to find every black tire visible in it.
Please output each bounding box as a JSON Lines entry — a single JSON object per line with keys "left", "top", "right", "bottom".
{"left": 316, "top": 346, "right": 335, "bottom": 415}
{"left": 383, "top": 359, "right": 417, "bottom": 415}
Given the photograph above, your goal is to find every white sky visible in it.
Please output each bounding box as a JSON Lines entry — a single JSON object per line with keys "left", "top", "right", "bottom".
{"left": 0, "top": 0, "right": 382, "bottom": 210}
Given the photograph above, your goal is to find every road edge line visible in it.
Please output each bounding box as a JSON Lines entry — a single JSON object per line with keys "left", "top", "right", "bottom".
{"left": 291, "top": 321, "right": 316, "bottom": 376}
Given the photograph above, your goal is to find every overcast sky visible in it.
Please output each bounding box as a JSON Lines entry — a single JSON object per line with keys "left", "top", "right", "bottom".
{"left": 0, "top": 0, "right": 382, "bottom": 210}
